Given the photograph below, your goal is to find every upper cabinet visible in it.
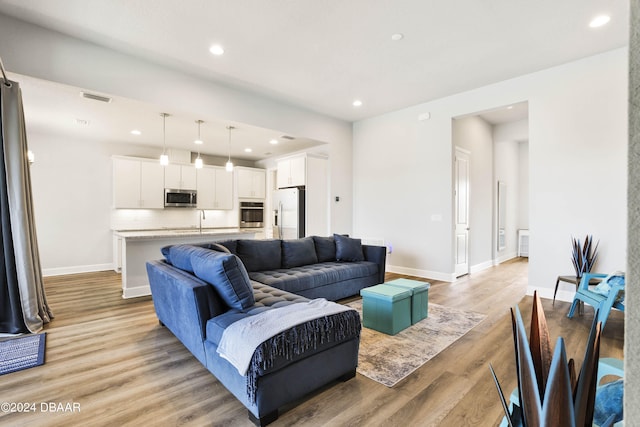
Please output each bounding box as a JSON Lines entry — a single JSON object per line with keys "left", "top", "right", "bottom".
{"left": 277, "top": 155, "right": 306, "bottom": 188}
{"left": 113, "top": 157, "right": 164, "bottom": 209}
{"left": 197, "top": 166, "right": 233, "bottom": 210}
{"left": 164, "top": 164, "right": 197, "bottom": 190}
{"left": 237, "top": 167, "right": 266, "bottom": 199}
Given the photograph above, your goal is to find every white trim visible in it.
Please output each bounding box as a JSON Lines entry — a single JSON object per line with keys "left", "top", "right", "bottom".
{"left": 493, "top": 251, "right": 518, "bottom": 266}
{"left": 122, "top": 285, "right": 151, "bottom": 299}
{"left": 527, "top": 285, "right": 575, "bottom": 303}
{"left": 470, "top": 260, "right": 494, "bottom": 274}
{"left": 387, "top": 264, "right": 455, "bottom": 282}
{"left": 43, "top": 263, "right": 115, "bottom": 277}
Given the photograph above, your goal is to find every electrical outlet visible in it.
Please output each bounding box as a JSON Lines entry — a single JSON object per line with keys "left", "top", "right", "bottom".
{"left": 387, "top": 244, "right": 393, "bottom": 254}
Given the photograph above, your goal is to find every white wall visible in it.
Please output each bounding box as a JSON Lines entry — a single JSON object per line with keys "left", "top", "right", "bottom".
{"left": 354, "top": 48, "right": 627, "bottom": 297}
{"left": 518, "top": 141, "right": 529, "bottom": 230}
{"left": 0, "top": 13, "right": 354, "bottom": 273}
{"left": 452, "top": 116, "right": 494, "bottom": 272}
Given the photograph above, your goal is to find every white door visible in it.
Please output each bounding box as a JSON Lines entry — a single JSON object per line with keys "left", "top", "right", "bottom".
{"left": 454, "top": 148, "right": 470, "bottom": 277}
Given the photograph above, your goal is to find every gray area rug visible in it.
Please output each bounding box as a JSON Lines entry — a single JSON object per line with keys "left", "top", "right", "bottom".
{"left": 347, "top": 300, "right": 485, "bottom": 387}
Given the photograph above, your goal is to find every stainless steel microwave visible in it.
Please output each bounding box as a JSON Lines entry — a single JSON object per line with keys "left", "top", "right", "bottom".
{"left": 165, "top": 188, "right": 197, "bottom": 208}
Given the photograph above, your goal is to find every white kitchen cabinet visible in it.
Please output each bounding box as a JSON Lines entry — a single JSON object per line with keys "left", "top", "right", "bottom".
{"left": 197, "top": 166, "right": 233, "bottom": 209}
{"left": 113, "top": 157, "right": 164, "bottom": 209}
{"left": 165, "top": 164, "right": 197, "bottom": 190}
{"left": 237, "top": 167, "right": 266, "bottom": 199}
{"left": 277, "top": 155, "right": 306, "bottom": 188}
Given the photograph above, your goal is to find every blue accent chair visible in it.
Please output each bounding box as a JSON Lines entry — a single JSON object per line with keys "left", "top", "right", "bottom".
{"left": 567, "top": 272, "right": 625, "bottom": 330}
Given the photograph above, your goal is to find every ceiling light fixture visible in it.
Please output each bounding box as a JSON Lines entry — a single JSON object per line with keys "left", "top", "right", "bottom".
{"left": 244, "top": 148, "right": 252, "bottom": 153}
{"left": 269, "top": 139, "right": 279, "bottom": 145}
{"left": 391, "top": 33, "right": 404, "bottom": 41}
{"left": 507, "top": 105, "right": 514, "bottom": 110}
{"left": 195, "top": 120, "right": 204, "bottom": 169}
{"left": 589, "top": 15, "right": 611, "bottom": 28}
{"left": 160, "top": 113, "right": 170, "bottom": 166}
{"left": 353, "top": 100, "right": 363, "bottom": 107}
{"left": 226, "top": 126, "right": 235, "bottom": 172}
{"left": 131, "top": 129, "right": 141, "bottom": 135}
{"left": 209, "top": 44, "right": 225, "bottom": 56}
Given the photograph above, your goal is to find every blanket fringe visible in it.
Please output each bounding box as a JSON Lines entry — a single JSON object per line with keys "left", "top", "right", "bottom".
{"left": 246, "top": 309, "right": 361, "bottom": 403}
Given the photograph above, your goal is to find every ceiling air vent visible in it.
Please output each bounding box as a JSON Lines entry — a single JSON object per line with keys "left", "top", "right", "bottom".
{"left": 80, "top": 91, "right": 112, "bottom": 103}
{"left": 281, "top": 135, "right": 295, "bottom": 140}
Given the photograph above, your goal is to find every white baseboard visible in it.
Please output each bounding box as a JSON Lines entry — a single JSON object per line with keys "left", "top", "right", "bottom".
{"left": 493, "top": 251, "right": 518, "bottom": 266}
{"left": 42, "top": 263, "right": 115, "bottom": 277}
{"left": 470, "top": 260, "right": 494, "bottom": 274}
{"left": 122, "top": 285, "right": 151, "bottom": 299}
{"left": 527, "top": 286, "right": 575, "bottom": 303}
{"left": 386, "top": 264, "right": 455, "bottom": 282}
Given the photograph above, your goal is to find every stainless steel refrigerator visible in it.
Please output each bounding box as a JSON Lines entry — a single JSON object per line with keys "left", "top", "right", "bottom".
{"left": 273, "top": 187, "right": 305, "bottom": 239}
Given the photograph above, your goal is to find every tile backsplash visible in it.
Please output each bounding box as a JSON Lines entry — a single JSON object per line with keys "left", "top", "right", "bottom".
{"left": 111, "top": 208, "right": 239, "bottom": 231}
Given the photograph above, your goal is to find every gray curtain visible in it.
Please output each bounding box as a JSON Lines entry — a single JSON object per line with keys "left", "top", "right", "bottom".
{"left": 0, "top": 74, "right": 53, "bottom": 333}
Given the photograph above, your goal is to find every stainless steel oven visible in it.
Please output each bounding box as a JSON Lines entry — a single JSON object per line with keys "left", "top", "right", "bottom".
{"left": 239, "top": 201, "right": 264, "bottom": 228}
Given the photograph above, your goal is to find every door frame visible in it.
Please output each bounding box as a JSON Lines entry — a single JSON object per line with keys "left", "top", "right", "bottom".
{"left": 454, "top": 146, "right": 471, "bottom": 277}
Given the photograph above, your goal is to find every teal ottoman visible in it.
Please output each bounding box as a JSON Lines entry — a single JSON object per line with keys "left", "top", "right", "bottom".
{"left": 386, "top": 278, "right": 431, "bottom": 324}
{"left": 360, "top": 284, "right": 412, "bottom": 335}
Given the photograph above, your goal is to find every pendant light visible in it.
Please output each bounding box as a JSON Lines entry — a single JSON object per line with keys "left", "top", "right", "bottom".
{"left": 159, "top": 113, "right": 170, "bottom": 166}
{"left": 226, "top": 125, "right": 235, "bottom": 172}
{"left": 194, "top": 120, "right": 204, "bottom": 169}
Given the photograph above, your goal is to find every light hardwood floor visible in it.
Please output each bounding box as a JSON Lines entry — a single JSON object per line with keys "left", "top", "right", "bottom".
{"left": 0, "top": 259, "right": 624, "bottom": 426}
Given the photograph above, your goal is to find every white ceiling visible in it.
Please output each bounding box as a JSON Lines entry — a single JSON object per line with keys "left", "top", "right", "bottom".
{"left": 0, "top": 0, "right": 629, "bottom": 159}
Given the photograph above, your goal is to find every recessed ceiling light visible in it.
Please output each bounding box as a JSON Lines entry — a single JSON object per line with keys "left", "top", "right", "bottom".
{"left": 194, "top": 139, "right": 203, "bottom": 145}
{"left": 589, "top": 15, "right": 611, "bottom": 28}
{"left": 507, "top": 106, "right": 514, "bottom": 110}
{"left": 269, "top": 139, "right": 279, "bottom": 145}
{"left": 76, "top": 118, "right": 90, "bottom": 126}
{"left": 131, "top": 129, "right": 141, "bottom": 135}
{"left": 244, "top": 148, "right": 252, "bottom": 153}
{"left": 209, "top": 44, "right": 225, "bottom": 56}
{"left": 391, "top": 33, "right": 404, "bottom": 41}
{"left": 353, "top": 100, "right": 363, "bottom": 107}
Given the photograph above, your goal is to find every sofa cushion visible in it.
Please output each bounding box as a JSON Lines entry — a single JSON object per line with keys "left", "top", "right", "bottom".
{"left": 210, "top": 239, "right": 238, "bottom": 254}
{"left": 206, "top": 281, "right": 309, "bottom": 346}
{"left": 312, "top": 236, "right": 336, "bottom": 262}
{"left": 334, "top": 234, "right": 364, "bottom": 262}
{"left": 249, "top": 261, "right": 378, "bottom": 295}
{"left": 165, "top": 244, "right": 206, "bottom": 273}
{"left": 235, "top": 239, "right": 282, "bottom": 272}
{"left": 282, "top": 237, "right": 318, "bottom": 268}
{"left": 190, "top": 247, "right": 255, "bottom": 310}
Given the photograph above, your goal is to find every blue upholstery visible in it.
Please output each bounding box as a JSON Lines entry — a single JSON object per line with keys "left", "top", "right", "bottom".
{"left": 567, "top": 272, "right": 625, "bottom": 330}
{"left": 281, "top": 237, "right": 318, "bottom": 268}
{"left": 190, "top": 247, "right": 255, "bottom": 310}
{"left": 334, "top": 234, "right": 365, "bottom": 261}
{"left": 146, "top": 236, "right": 386, "bottom": 425}
{"left": 312, "top": 235, "right": 336, "bottom": 262}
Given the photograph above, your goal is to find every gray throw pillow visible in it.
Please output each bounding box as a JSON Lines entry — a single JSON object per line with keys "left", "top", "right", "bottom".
{"left": 190, "top": 247, "right": 255, "bottom": 310}
{"left": 282, "top": 237, "right": 318, "bottom": 268}
{"left": 334, "top": 234, "right": 364, "bottom": 262}
{"left": 312, "top": 235, "right": 336, "bottom": 262}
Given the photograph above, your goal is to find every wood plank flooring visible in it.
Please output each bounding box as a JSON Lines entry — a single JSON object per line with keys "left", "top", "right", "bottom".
{"left": 0, "top": 258, "right": 624, "bottom": 426}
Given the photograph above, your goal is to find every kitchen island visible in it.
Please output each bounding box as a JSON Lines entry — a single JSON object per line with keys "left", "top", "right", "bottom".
{"left": 113, "top": 228, "right": 258, "bottom": 298}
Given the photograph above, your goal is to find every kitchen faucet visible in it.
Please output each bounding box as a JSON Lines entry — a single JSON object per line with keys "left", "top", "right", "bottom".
{"left": 199, "top": 210, "right": 206, "bottom": 234}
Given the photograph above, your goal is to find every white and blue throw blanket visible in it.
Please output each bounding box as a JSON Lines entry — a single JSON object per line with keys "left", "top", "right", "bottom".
{"left": 217, "top": 298, "right": 361, "bottom": 403}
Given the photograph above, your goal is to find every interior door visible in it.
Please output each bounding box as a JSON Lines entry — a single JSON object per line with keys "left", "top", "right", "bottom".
{"left": 454, "top": 148, "right": 470, "bottom": 277}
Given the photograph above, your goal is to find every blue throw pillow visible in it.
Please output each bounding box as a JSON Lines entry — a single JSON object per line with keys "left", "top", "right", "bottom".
{"left": 235, "top": 239, "right": 282, "bottom": 272}
{"left": 312, "top": 235, "right": 336, "bottom": 262}
{"left": 190, "top": 247, "right": 255, "bottom": 310}
{"left": 334, "top": 234, "right": 364, "bottom": 262}
{"left": 167, "top": 244, "right": 207, "bottom": 273}
{"left": 594, "top": 379, "right": 623, "bottom": 425}
{"left": 282, "top": 237, "right": 318, "bottom": 268}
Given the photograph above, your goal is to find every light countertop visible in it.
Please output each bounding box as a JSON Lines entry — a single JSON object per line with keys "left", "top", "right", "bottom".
{"left": 114, "top": 228, "right": 260, "bottom": 240}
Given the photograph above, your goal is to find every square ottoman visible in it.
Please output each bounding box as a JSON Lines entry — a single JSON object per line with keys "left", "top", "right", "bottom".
{"left": 386, "top": 278, "right": 431, "bottom": 324}
{"left": 360, "top": 284, "right": 412, "bottom": 335}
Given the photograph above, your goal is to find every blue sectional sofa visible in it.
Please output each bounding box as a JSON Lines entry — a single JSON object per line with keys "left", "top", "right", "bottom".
{"left": 146, "top": 235, "right": 386, "bottom": 425}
